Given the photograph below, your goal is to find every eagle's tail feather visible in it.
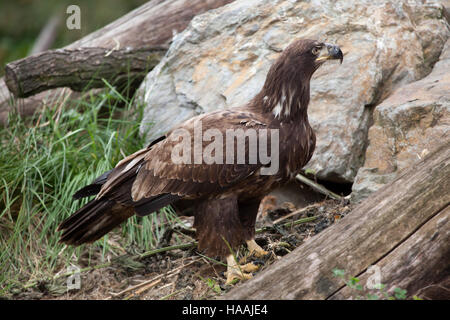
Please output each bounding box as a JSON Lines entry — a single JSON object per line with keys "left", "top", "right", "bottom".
{"left": 72, "top": 184, "right": 102, "bottom": 200}
{"left": 58, "top": 199, "right": 133, "bottom": 246}
{"left": 72, "top": 170, "right": 112, "bottom": 200}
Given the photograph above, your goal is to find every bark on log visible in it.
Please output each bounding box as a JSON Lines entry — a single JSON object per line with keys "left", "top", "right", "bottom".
{"left": 5, "top": 47, "right": 166, "bottom": 98}
{"left": 222, "top": 141, "right": 450, "bottom": 300}
{"left": 0, "top": 0, "right": 234, "bottom": 125}
{"left": 330, "top": 206, "right": 450, "bottom": 300}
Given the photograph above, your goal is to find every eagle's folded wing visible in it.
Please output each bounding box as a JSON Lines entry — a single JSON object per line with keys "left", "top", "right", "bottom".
{"left": 94, "top": 110, "right": 269, "bottom": 207}
{"left": 132, "top": 110, "right": 269, "bottom": 200}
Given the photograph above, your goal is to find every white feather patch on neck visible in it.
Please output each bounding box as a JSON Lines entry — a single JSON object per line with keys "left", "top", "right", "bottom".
{"left": 272, "top": 102, "right": 282, "bottom": 118}
{"left": 272, "top": 88, "right": 293, "bottom": 119}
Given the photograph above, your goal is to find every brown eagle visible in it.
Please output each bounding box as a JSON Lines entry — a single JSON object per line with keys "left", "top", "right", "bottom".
{"left": 58, "top": 39, "right": 343, "bottom": 283}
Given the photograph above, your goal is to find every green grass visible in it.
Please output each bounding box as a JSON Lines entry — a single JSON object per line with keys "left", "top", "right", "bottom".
{"left": 0, "top": 85, "right": 178, "bottom": 296}
{"left": 331, "top": 268, "right": 421, "bottom": 300}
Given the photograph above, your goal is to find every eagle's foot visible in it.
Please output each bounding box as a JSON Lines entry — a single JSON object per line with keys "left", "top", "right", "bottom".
{"left": 225, "top": 255, "right": 258, "bottom": 285}
{"left": 246, "top": 239, "right": 269, "bottom": 258}
{"left": 240, "top": 262, "right": 260, "bottom": 273}
{"left": 225, "top": 268, "right": 253, "bottom": 285}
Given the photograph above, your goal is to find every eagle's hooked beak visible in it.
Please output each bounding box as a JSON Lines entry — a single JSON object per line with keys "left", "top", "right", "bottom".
{"left": 316, "top": 43, "right": 343, "bottom": 64}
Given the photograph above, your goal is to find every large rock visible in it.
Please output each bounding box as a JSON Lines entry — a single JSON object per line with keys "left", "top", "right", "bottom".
{"left": 138, "top": 0, "right": 449, "bottom": 182}
{"left": 352, "top": 38, "right": 450, "bottom": 201}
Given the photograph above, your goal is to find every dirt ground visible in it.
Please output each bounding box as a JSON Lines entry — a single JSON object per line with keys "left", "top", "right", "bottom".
{"left": 12, "top": 195, "right": 353, "bottom": 300}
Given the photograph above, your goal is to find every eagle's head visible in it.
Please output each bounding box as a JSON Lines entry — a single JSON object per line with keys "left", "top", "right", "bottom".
{"left": 259, "top": 39, "right": 343, "bottom": 120}
{"left": 283, "top": 39, "right": 343, "bottom": 71}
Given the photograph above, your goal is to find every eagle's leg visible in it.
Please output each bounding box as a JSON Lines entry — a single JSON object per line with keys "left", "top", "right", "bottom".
{"left": 194, "top": 197, "right": 259, "bottom": 284}
{"left": 225, "top": 254, "right": 257, "bottom": 284}
{"left": 239, "top": 200, "right": 269, "bottom": 259}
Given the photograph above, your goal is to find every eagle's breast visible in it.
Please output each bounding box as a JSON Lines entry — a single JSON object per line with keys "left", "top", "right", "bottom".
{"left": 281, "top": 118, "right": 316, "bottom": 180}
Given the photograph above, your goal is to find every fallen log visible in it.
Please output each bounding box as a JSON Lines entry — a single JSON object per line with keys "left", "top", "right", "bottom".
{"left": 5, "top": 47, "right": 165, "bottom": 98}
{"left": 222, "top": 141, "right": 450, "bottom": 300}
{"left": 0, "top": 0, "right": 234, "bottom": 125}
{"left": 330, "top": 205, "right": 450, "bottom": 300}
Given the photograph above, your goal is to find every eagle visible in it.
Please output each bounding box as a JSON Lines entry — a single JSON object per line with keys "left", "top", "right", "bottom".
{"left": 58, "top": 39, "right": 343, "bottom": 284}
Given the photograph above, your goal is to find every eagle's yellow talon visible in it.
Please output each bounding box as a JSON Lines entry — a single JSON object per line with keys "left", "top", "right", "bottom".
{"left": 240, "top": 262, "right": 260, "bottom": 273}
{"left": 225, "top": 255, "right": 257, "bottom": 285}
{"left": 246, "top": 239, "right": 269, "bottom": 258}
{"left": 251, "top": 248, "right": 269, "bottom": 258}
{"left": 225, "top": 269, "right": 253, "bottom": 285}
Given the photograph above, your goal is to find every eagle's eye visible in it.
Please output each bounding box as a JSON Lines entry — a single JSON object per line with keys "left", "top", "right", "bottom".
{"left": 311, "top": 46, "right": 321, "bottom": 55}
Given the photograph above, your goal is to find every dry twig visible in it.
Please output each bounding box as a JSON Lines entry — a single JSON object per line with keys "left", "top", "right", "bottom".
{"left": 272, "top": 202, "right": 322, "bottom": 225}
{"left": 296, "top": 173, "right": 342, "bottom": 200}
{"left": 111, "top": 258, "right": 199, "bottom": 299}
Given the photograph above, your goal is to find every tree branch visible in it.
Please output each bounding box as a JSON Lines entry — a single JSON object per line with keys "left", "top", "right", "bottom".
{"left": 4, "top": 46, "right": 166, "bottom": 98}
